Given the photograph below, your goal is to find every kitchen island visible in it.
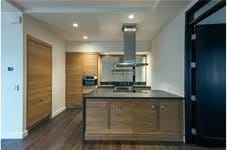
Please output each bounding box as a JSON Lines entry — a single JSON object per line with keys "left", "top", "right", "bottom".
{"left": 83, "top": 88, "right": 184, "bottom": 142}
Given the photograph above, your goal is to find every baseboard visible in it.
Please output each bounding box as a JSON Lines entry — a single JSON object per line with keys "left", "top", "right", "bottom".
{"left": 23, "top": 130, "right": 28, "bottom": 138}
{"left": 1, "top": 130, "right": 27, "bottom": 139}
{"left": 51, "top": 106, "right": 66, "bottom": 118}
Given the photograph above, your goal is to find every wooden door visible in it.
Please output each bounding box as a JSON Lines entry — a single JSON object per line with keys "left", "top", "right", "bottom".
{"left": 86, "top": 100, "right": 108, "bottom": 133}
{"left": 27, "top": 35, "right": 52, "bottom": 129}
{"left": 82, "top": 54, "right": 98, "bottom": 75}
{"left": 159, "top": 101, "right": 183, "bottom": 134}
{"left": 133, "top": 101, "right": 158, "bottom": 132}
{"left": 110, "top": 101, "right": 132, "bottom": 133}
{"left": 66, "top": 53, "right": 83, "bottom": 105}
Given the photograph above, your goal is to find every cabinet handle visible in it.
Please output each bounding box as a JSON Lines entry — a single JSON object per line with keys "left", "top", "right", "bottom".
{"left": 112, "top": 105, "right": 116, "bottom": 109}
{"left": 151, "top": 104, "right": 156, "bottom": 109}
{"left": 160, "top": 105, "right": 165, "bottom": 109}
{"left": 103, "top": 104, "right": 107, "bottom": 108}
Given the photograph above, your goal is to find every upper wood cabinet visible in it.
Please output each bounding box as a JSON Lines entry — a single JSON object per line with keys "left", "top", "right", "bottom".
{"left": 66, "top": 52, "right": 98, "bottom": 106}
{"left": 133, "top": 101, "right": 158, "bottom": 132}
{"left": 82, "top": 54, "right": 98, "bottom": 75}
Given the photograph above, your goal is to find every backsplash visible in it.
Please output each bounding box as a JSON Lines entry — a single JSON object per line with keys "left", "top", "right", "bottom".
{"left": 100, "top": 81, "right": 146, "bottom": 86}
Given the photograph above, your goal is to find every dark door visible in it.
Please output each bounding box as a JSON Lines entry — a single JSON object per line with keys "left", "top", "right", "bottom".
{"left": 195, "top": 24, "right": 226, "bottom": 146}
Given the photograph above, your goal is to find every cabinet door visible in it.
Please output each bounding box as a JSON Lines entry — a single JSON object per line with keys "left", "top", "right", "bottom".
{"left": 66, "top": 53, "right": 83, "bottom": 105}
{"left": 110, "top": 101, "right": 132, "bottom": 132}
{"left": 159, "top": 101, "right": 183, "bottom": 133}
{"left": 86, "top": 101, "right": 108, "bottom": 133}
{"left": 133, "top": 101, "right": 158, "bottom": 132}
{"left": 82, "top": 54, "right": 98, "bottom": 75}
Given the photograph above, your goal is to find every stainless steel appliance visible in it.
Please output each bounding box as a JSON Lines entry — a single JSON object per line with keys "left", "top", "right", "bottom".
{"left": 83, "top": 75, "right": 97, "bottom": 86}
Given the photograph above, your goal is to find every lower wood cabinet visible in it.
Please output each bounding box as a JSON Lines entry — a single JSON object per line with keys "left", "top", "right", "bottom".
{"left": 133, "top": 101, "right": 158, "bottom": 132}
{"left": 110, "top": 101, "right": 132, "bottom": 133}
{"left": 86, "top": 101, "right": 108, "bottom": 133}
{"left": 85, "top": 99, "right": 183, "bottom": 141}
{"left": 159, "top": 101, "right": 183, "bottom": 134}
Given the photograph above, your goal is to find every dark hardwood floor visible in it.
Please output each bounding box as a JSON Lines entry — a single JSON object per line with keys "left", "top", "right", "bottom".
{"left": 1, "top": 109, "right": 225, "bottom": 150}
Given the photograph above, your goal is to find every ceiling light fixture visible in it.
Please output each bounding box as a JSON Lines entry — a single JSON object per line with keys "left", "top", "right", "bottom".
{"left": 83, "top": 36, "right": 88, "bottom": 40}
{"left": 73, "top": 23, "right": 79, "bottom": 28}
{"left": 128, "top": 14, "right": 135, "bottom": 20}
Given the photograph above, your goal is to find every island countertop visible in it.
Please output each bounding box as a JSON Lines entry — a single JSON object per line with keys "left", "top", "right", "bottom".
{"left": 83, "top": 88, "right": 184, "bottom": 99}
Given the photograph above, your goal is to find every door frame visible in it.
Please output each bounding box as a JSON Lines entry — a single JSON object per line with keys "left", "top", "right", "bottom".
{"left": 184, "top": 0, "right": 226, "bottom": 144}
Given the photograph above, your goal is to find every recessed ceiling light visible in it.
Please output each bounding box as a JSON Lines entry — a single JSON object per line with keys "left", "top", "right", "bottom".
{"left": 128, "top": 14, "right": 135, "bottom": 19}
{"left": 73, "top": 23, "right": 79, "bottom": 28}
{"left": 83, "top": 36, "right": 88, "bottom": 40}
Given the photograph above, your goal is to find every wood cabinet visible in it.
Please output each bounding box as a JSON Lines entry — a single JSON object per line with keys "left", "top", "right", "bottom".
{"left": 159, "top": 101, "right": 183, "bottom": 134}
{"left": 27, "top": 35, "right": 52, "bottom": 129}
{"left": 85, "top": 99, "right": 183, "bottom": 141}
{"left": 110, "top": 101, "right": 132, "bottom": 133}
{"left": 66, "top": 53, "right": 98, "bottom": 106}
{"left": 133, "top": 101, "right": 158, "bottom": 132}
{"left": 82, "top": 54, "right": 98, "bottom": 75}
{"left": 86, "top": 100, "right": 108, "bottom": 133}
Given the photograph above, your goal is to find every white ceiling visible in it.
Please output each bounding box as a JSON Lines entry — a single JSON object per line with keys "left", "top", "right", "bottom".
{"left": 7, "top": 0, "right": 191, "bottom": 41}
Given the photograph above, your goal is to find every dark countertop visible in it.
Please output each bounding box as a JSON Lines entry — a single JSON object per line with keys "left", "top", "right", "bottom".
{"left": 84, "top": 88, "right": 184, "bottom": 99}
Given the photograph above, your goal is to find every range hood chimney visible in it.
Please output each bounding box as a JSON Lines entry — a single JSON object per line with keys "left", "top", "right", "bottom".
{"left": 122, "top": 23, "right": 137, "bottom": 63}
{"left": 113, "top": 24, "right": 148, "bottom": 68}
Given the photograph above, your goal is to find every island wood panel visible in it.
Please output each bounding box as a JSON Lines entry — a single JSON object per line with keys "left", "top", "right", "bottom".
{"left": 27, "top": 35, "right": 52, "bottom": 129}
{"left": 86, "top": 101, "right": 108, "bottom": 133}
{"left": 133, "top": 101, "right": 158, "bottom": 132}
{"left": 159, "top": 100, "right": 183, "bottom": 134}
{"left": 85, "top": 99, "right": 183, "bottom": 141}
{"left": 66, "top": 53, "right": 98, "bottom": 106}
{"left": 110, "top": 101, "right": 132, "bottom": 133}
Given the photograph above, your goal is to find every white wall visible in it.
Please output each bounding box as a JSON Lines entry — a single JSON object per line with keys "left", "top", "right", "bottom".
{"left": 66, "top": 41, "right": 151, "bottom": 52}
{"left": 151, "top": 12, "right": 185, "bottom": 96}
{"left": 1, "top": 11, "right": 24, "bottom": 138}
{"left": 150, "top": 0, "right": 224, "bottom": 96}
{"left": 23, "top": 15, "right": 66, "bottom": 131}
{"left": 151, "top": 0, "right": 198, "bottom": 96}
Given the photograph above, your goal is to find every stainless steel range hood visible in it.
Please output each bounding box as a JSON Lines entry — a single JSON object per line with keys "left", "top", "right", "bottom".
{"left": 114, "top": 23, "right": 148, "bottom": 68}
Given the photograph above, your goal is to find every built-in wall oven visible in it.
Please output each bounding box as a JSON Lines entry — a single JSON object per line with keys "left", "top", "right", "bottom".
{"left": 83, "top": 75, "right": 97, "bottom": 86}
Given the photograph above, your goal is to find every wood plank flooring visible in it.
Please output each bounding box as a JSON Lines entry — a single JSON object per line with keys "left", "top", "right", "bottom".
{"left": 1, "top": 109, "right": 225, "bottom": 150}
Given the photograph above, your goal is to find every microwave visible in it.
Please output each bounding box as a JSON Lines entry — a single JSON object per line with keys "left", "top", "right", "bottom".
{"left": 83, "top": 75, "right": 97, "bottom": 86}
